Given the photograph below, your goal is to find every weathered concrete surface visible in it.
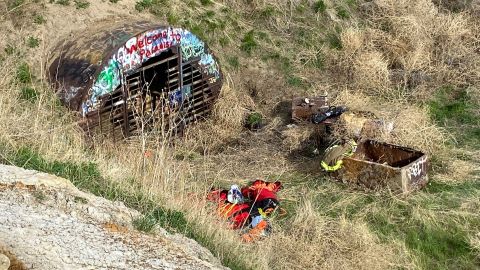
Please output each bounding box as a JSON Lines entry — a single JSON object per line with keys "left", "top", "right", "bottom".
{"left": 0, "top": 164, "right": 226, "bottom": 270}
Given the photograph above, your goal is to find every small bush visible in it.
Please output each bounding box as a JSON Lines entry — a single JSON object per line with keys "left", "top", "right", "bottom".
{"left": 135, "top": 0, "right": 152, "bottom": 11}
{"left": 27, "top": 36, "right": 40, "bottom": 48}
{"left": 313, "top": 0, "right": 327, "bottom": 13}
{"left": 199, "top": 0, "right": 212, "bottom": 6}
{"left": 241, "top": 30, "right": 258, "bottom": 54}
{"left": 16, "top": 63, "right": 32, "bottom": 84}
{"left": 20, "top": 87, "right": 39, "bottom": 102}
{"left": 33, "top": 14, "right": 46, "bottom": 24}
{"left": 74, "top": 0, "right": 89, "bottom": 9}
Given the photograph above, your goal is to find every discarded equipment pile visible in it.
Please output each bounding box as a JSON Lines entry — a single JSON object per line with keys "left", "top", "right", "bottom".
{"left": 207, "top": 180, "right": 283, "bottom": 242}
{"left": 292, "top": 96, "right": 429, "bottom": 193}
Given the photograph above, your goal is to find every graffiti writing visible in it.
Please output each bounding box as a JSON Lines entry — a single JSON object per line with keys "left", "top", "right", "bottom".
{"left": 199, "top": 54, "right": 220, "bottom": 79}
{"left": 82, "top": 27, "right": 220, "bottom": 116}
{"left": 181, "top": 32, "right": 205, "bottom": 61}
{"left": 407, "top": 155, "right": 427, "bottom": 181}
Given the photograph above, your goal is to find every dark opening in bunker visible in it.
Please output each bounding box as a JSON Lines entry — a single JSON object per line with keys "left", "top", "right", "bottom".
{"left": 48, "top": 22, "right": 222, "bottom": 140}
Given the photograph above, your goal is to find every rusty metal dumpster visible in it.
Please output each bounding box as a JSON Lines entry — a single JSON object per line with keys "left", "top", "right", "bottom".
{"left": 340, "top": 140, "right": 428, "bottom": 193}
{"left": 47, "top": 21, "right": 222, "bottom": 139}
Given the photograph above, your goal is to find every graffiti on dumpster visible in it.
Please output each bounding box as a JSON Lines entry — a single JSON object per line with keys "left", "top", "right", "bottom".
{"left": 407, "top": 155, "right": 427, "bottom": 183}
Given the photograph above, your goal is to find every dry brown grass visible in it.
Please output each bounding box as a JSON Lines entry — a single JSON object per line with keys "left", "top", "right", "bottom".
{"left": 331, "top": 0, "right": 480, "bottom": 102}
{"left": 1, "top": 0, "right": 479, "bottom": 269}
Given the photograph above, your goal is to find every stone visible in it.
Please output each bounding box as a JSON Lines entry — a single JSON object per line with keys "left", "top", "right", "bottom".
{"left": 0, "top": 254, "right": 10, "bottom": 270}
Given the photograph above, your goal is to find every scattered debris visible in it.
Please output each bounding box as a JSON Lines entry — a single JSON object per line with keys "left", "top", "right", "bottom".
{"left": 336, "top": 140, "right": 429, "bottom": 193}
{"left": 321, "top": 139, "right": 357, "bottom": 172}
{"left": 292, "top": 96, "right": 347, "bottom": 124}
{"left": 207, "top": 180, "right": 283, "bottom": 242}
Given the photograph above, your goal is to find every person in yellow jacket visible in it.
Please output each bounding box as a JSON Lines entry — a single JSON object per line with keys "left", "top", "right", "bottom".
{"left": 321, "top": 139, "right": 357, "bottom": 172}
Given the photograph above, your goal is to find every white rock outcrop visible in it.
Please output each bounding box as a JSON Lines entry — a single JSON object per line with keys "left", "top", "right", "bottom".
{"left": 0, "top": 164, "right": 226, "bottom": 270}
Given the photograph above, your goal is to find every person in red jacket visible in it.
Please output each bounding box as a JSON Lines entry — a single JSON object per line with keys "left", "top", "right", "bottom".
{"left": 207, "top": 180, "right": 283, "bottom": 241}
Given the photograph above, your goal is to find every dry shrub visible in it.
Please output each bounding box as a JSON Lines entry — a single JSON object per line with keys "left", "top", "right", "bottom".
{"left": 281, "top": 125, "right": 316, "bottom": 152}
{"left": 389, "top": 106, "right": 447, "bottom": 154}
{"left": 255, "top": 199, "right": 413, "bottom": 270}
{"left": 340, "top": 28, "right": 365, "bottom": 58}
{"left": 182, "top": 82, "right": 254, "bottom": 151}
{"left": 353, "top": 51, "right": 391, "bottom": 96}
{"left": 334, "top": 0, "right": 480, "bottom": 101}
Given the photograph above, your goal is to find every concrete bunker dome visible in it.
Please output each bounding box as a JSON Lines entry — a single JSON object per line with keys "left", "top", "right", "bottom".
{"left": 48, "top": 21, "right": 223, "bottom": 139}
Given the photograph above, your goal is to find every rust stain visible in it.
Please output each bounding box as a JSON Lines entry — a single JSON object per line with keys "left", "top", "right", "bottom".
{"left": 103, "top": 222, "right": 129, "bottom": 233}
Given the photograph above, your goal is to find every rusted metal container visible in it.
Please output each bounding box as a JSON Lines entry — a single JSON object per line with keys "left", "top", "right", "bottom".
{"left": 340, "top": 140, "right": 428, "bottom": 193}
{"left": 47, "top": 21, "right": 222, "bottom": 139}
{"left": 291, "top": 96, "right": 329, "bottom": 123}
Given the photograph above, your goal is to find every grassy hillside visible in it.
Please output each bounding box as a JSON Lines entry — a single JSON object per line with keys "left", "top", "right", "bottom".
{"left": 0, "top": 0, "right": 479, "bottom": 269}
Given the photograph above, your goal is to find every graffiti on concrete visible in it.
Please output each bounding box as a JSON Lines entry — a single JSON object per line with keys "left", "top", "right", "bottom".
{"left": 82, "top": 27, "right": 220, "bottom": 116}
{"left": 199, "top": 54, "right": 220, "bottom": 79}
{"left": 181, "top": 32, "right": 205, "bottom": 61}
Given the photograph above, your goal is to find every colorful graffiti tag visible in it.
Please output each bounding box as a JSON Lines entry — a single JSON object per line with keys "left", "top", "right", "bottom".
{"left": 81, "top": 27, "right": 220, "bottom": 116}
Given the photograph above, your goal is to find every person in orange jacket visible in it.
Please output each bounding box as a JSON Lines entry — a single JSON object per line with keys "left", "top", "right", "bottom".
{"left": 207, "top": 180, "right": 283, "bottom": 241}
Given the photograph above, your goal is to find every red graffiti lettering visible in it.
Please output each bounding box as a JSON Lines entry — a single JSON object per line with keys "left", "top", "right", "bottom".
{"left": 140, "top": 49, "right": 145, "bottom": 56}
{"left": 146, "top": 50, "right": 151, "bottom": 57}
{"left": 147, "top": 37, "right": 152, "bottom": 44}
{"left": 162, "top": 31, "right": 167, "bottom": 38}
{"left": 138, "top": 39, "right": 144, "bottom": 48}
{"left": 126, "top": 44, "right": 137, "bottom": 54}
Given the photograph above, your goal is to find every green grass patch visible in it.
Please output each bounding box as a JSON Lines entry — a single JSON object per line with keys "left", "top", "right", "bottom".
{"left": 227, "top": 56, "right": 239, "bottom": 69}
{"left": 27, "top": 36, "right": 40, "bottom": 48}
{"left": 4, "top": 45, "right": 16, "bottom": 55}
{"left": 20, "top": 87, "right": 39, "bottom": 102}
{"left": 326, "top": 32, "right": 342, "bottom": 49}
{"left": 16, "top": 63, "right": 33, "bottom": 84}
{"left": 240, "top": 30, "right": 258, "bottom": 55}
{"left": 135, "top": 0, "right": 153, "bottom": 11}
{"left": 313, "top": 0, "right": 327, "bottom": 13}
{"left": 74, "top": 0, "right": 90, "bottom": 9}
{"left": 428, "top": 86, "right": 480, "bottom": 148}
{"left": 33, "top": 14, "right": 46, "bottom": 24}
{"left": 199, "top": 0, "right": 212, "bottom": 6}
{"left": 55, "top": 0, "right": 70, "bottom": 5}
{"left": 336, "top": 7, "right": 349, "bottom": 19}
{"left": 7, "top": 0, "right": 25, "bottom": 10}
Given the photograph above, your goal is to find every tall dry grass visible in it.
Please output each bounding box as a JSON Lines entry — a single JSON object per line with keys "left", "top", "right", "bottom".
{"left": 1, "top": 1, "right": 478, "bottom": 269}
{"left": 331, "top": 0, "right": 480, "bottom": 101}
